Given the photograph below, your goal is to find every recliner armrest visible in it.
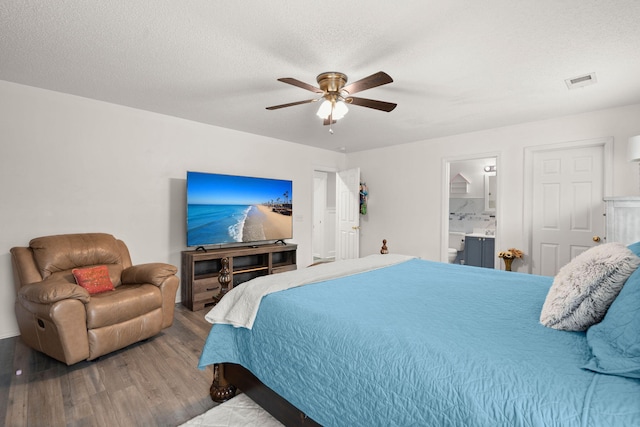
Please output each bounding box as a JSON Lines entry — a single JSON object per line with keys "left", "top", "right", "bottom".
{"left": 121, "top": 263, "right": 178, "bottom": 287}
{"left": 19, "top": 278, "right": 90, "bottom": 304}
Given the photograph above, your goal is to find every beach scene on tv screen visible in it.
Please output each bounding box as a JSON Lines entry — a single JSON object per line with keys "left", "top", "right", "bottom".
{"left": 187, "top": 172, "right": 292, "bottom": 246}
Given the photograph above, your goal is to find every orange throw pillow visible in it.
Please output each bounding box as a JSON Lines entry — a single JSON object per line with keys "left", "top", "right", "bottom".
{"left": 72, "top": 265, "right": 115, "bottom": 295}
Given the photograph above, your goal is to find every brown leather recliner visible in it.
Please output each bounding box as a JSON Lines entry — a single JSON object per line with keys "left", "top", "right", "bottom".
{"left": 10, "top": 233, "right": 179, "bottom": 365}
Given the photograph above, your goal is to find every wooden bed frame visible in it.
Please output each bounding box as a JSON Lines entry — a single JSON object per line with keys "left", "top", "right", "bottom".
{"left": 210, "top": 362, "right": 321, "bottom": 427}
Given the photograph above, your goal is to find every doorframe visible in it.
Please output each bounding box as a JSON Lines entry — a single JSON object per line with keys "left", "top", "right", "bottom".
{"left": 522, "top": 137, "right": 613, "bottom": 274}
{"left": 441, "top": 151, "right": 502, "bottom": 264}
{"left": 313, "top": 171, "right": 328, "bottom": 259}
{"left": 312, "top": 165, "right": 338, "bottom": 261}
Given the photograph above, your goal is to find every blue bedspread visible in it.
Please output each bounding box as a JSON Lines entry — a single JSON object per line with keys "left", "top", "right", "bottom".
{"left": 199, "top": 259, "right": 640, "bottom": 426}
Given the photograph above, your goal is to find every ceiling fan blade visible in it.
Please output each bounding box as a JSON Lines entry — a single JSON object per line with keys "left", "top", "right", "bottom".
{"left": 342, "top": 71, "right": 393, "bottom": 95}
{"left": 347, "top": 96, "right": 397, "bottom": 112}
{"left": 266, "top": 99, "right": 317, "bottom": 110}
{"left": 278, "top": 78, "right": 324, "bottom": 94}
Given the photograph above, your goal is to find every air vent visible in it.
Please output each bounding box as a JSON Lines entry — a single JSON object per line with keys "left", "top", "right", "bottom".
{"left": 565, "top": 72, "right": 597, "bottom": 89}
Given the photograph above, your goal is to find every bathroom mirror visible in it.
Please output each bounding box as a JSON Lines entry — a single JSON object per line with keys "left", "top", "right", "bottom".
{"left": 484, "top": 174, "right": 497, "bottom": 212}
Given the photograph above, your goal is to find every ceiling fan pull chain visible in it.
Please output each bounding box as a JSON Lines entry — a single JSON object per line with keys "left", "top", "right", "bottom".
{"left": 329, "top": 105, "right": 334, "bottom": 134}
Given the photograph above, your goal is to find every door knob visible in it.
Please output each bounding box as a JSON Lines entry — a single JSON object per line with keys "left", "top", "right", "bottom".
{"left": 592, "top": 236, "right": 601, "bottom": 242}
{"left": 352, "top": 226, "right": 360, "bottom": 230}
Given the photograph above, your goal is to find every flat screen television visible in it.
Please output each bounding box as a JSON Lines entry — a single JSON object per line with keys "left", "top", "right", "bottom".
{"left": 186, "top": 171, "right": 293, "bottom": 247}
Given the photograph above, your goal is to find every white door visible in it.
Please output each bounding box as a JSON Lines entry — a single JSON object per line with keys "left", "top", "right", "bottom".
{"left": 531, "top": 145, "right": 605, "bottom": 276}
{"left": 312, "top": 171, "right": 327, "bottom": 259}
{"left": 336, "top": 167, "right": 360, "bottom": 260}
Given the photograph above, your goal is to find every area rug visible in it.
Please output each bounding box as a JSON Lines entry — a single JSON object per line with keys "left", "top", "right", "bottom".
{"left": 180, "top": 393, "right": 283, "bottom": 427}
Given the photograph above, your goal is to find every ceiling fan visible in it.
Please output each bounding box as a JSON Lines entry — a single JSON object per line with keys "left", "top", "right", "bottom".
{"left": 266, "top": 71, "right": 397, "bottom": 129}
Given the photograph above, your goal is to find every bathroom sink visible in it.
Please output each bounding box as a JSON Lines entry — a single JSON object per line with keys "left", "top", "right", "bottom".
{"left": 466, "top": 229, "right": 495, "bottom": 238}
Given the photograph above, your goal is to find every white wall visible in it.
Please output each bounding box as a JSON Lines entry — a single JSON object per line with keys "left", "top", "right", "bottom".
{"left": 0, "top": 80, "right": 345, "bottom": 338}
{"left": 348, "top": 103, "right": 640, "bottom": 265}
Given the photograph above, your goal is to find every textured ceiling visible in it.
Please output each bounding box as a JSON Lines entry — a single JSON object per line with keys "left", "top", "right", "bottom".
{"left": 2, "top": 1, "right": 640, "bottom": 152}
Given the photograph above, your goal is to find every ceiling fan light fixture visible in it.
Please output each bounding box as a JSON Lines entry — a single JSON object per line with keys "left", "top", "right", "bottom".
{"left": 316, "top": 99, "right": 349, "bottom": 120}
{"left": 267, "top": 71, "right": 395, "bottom": 128}
{"left": 333, "top": 100, "right": 349, "bottom": 120}
{"left": 316, "top": 100, "right": 332, "bottom": 119}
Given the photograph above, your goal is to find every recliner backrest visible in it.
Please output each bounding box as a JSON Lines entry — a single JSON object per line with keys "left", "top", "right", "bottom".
{"left": 16, "top": 233, "right": 133, "bottom": 287}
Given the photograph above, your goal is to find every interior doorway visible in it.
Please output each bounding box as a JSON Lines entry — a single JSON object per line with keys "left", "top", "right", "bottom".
{"left": 312, "top": 170, "right": 337, "bottom": 262}
{"left": 442, "top": 155, "right": 499, "bottom": 266}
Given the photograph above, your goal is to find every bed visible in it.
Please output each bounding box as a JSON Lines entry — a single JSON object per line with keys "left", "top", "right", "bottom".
{"left": 198, "top": 246, "right": 640, "bottom": 426}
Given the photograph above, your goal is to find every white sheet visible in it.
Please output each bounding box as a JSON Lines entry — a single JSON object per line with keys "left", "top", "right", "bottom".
{"left": 204, "top": 253, "right": 414, "bottom": 329}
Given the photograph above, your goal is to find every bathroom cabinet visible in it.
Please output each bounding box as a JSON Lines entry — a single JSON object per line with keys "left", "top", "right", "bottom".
{"left": 465, "top": 236, "right": 495, "bottom": 268}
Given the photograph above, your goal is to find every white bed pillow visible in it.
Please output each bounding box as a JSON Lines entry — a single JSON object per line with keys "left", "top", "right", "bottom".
{"left": 540, "top": 242, "right": 640, "bottom": 331}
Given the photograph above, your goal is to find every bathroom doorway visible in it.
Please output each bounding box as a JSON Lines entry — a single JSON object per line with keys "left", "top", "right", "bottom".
{"left": 442, "top": 155, "right": 499, "bottom": 267}
{"left": 312, "top": 169, "right": 337, "bottom": 263}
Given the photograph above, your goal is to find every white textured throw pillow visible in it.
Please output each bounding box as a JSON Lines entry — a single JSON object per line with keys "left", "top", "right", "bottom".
{"left": 540, "top": 242, "right": 640, "bottom": 331}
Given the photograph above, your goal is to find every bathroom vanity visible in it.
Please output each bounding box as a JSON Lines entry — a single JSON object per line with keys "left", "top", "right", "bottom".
{"left": 464, "top": 234, "right": 495, "bottom": 268}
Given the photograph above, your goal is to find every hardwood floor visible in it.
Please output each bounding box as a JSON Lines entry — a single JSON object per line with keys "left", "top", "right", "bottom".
{"left": 0, "top": 305, "right": 217, "bottom": 427}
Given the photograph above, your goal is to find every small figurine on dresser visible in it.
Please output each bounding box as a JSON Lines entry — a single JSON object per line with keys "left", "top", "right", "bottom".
{"left": 380, "top": 239, "right": 389, "bottom": 254}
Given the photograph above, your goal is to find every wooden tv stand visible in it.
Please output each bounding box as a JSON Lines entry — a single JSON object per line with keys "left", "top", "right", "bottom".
{"left": 181, "top": 243, "right": 297, "bottom": 311}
